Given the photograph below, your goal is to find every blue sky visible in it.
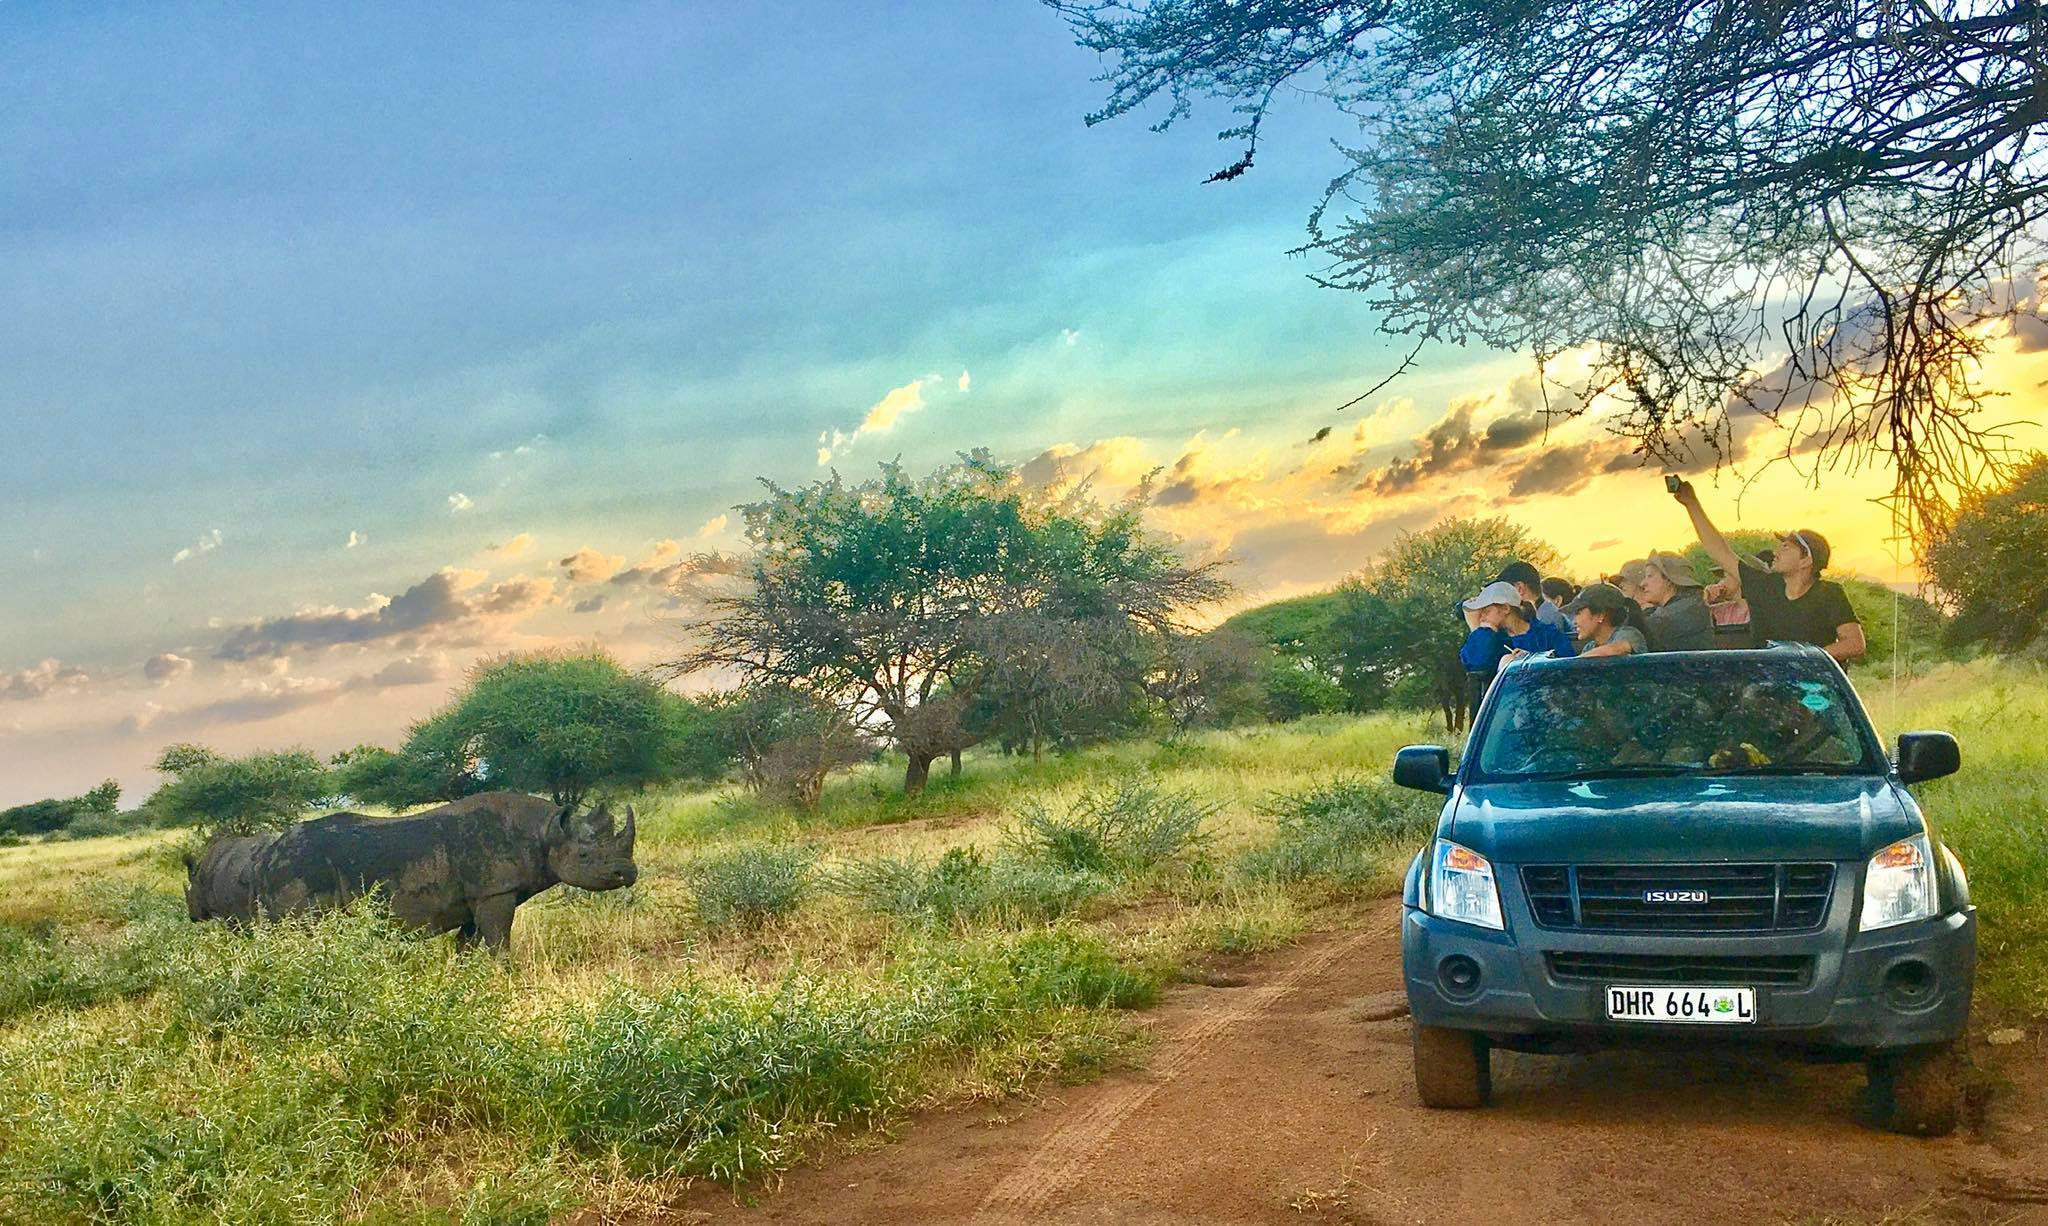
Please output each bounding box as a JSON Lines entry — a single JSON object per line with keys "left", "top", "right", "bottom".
{"left": 6, "top": 2, "right": 2010, "bottom": 805}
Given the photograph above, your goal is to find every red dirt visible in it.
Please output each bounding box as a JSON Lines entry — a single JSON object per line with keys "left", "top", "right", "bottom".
{"left": 671, "top": 902, "right": 2048, "bottom": 1225}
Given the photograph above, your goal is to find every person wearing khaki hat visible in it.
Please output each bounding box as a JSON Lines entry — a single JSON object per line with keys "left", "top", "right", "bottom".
{"left": 1671, "top": 480, "right": 1865, "bottom": 662}
{"left": 1636, "top": 551, "right": 1715, "bottom": 651}
{"left": 1561, "top": 582, "right": 1647, "bottom": 658}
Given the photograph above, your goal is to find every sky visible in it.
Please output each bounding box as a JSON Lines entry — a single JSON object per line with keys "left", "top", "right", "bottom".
{"left": 4, "top": 2, "right": 2046, "bottom": 807}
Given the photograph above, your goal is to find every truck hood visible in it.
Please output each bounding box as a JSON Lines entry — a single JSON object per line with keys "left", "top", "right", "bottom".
{"left": 1446, "top": 775, "right": 1920, "bottom": 864}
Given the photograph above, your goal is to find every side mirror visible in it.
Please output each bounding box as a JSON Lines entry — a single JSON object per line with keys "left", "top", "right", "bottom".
{"left": 1393, "top": 745, "right": 1453, "bottom": 795}
{"left": 1896, "top": 731, "right": 1960, "bottom": 785}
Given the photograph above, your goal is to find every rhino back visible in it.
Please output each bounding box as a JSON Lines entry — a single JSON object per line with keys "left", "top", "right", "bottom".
{"left": 253, "top": 793, "right": 557, "bottom": 927}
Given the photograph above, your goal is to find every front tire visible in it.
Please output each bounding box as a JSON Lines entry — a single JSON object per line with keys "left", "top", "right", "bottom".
{"left": 1868, "top": 1044, "right": 1961, "bottom": 1137}
{"left": 1412, "top": 1022, "right": 1491, "bottom": 1108}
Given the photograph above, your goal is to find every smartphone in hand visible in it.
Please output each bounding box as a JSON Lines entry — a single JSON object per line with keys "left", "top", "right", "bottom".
{"left": 1664, "top": 474, "right": 1682, "bottom": 494}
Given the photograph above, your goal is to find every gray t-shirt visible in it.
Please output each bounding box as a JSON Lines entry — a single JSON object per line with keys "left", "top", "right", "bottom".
{"left": 1578, "top": 624, "right": 1648, "bottom": 656}
{"left": 1642, "top": 590, "right": 1715, "bottom": 652}
{"left": 1534, "top": 600, "right": 1571, "bottom": 635}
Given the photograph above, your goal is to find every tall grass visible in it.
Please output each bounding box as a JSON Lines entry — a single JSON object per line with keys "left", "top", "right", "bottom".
{"left": 1863, "top": 659, "right": 2048, "bottom": 1018}
{"left": 3, "top": 664, "right": 2040, "bottom": 1221}
{"left": 0, "top": 905, "right": 1160, "bottom": 1222}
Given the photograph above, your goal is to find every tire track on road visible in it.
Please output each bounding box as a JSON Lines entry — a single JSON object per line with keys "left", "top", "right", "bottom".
{"left": 970, "top": 924, "right": 1382, "bottom": 1223}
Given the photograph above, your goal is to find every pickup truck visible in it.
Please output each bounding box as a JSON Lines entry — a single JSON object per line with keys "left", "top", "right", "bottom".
{"left": 1392, "top": 645, "right": 1975, "bottom": 1135}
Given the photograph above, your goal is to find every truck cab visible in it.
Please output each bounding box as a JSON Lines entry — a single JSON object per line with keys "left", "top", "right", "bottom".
{"left": 1392, "top": 645, "right": 1974, "bottom": 1135}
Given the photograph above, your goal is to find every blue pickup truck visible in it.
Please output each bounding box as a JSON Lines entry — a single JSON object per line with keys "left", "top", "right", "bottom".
{"left": 1392, "top": 645, "right": 1975, "bottom": 1135}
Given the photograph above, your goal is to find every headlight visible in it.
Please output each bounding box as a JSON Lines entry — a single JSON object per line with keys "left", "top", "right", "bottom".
{"left": 1860, "top": 834, "right": 1937, "bottom": 931}
{"left": 1428, "top": 839, "right": 1503, "bottom": 930}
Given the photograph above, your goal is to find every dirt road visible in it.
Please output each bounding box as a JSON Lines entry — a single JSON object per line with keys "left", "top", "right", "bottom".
{"left": 681, "top": 903, "right": 2048, "bottom": 1225}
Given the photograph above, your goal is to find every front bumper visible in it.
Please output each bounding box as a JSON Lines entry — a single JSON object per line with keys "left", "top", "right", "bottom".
{"left": 1402, "top": 904, "right": 1976, "bottom": 1054}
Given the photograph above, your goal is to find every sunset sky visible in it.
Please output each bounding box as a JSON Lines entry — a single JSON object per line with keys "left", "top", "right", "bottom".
{"left": 5, "top": 3, "right": 2046, "bottom": 807}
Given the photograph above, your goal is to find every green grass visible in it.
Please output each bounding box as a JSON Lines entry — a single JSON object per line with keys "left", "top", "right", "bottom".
{"left": 1861, "top": 659, "right": 2048, "bottom": 1018}
{"left": 2, "top": 663, "right": 2044, "bottom": 1222}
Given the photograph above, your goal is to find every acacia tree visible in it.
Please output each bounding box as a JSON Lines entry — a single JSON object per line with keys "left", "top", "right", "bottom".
{"left": 674, "top": 453, "right": 1227, "bottom": 794}
{"left": 1327, "top": 517, "right": 1560, "bottom": 729}
{"left": 1049, "top": 0, "right": 2047, "bottom": 543}
{"left": 1925, "top": 451, "right": 2048, "bottom": 651}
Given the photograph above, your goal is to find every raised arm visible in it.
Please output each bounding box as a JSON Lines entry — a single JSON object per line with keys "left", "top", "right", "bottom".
{"left": 1673, "top": 480, "right": 1743, "bottom": 598}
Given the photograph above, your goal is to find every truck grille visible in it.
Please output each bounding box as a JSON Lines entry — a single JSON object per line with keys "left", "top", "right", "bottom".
{"left": 1546, "top": 951, "right": 1814, "bottom": 987}
{"left": 1521, "top": 862, "right": 1835, "bottom": 933}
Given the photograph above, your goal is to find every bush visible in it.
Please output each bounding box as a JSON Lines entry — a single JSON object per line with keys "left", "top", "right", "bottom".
{"left": 1247, "top": 774, "right": 1437, "bottom": 882}
{"left": 409, "top": 651, "right": 681, "bottom": 809}
{"left": 1006, "top": 776, "right": 1213, "bottom": 875}
{"left": 833, "top": 847, "right": 1110, "bottom": 929}
{"left": 0, "top": 889, "right": 189, "bottom": 1022}
{"left": 146, "top": 748, "right": 331, "bottom": 833}
{"left": 684, "top": 844, "right": 816, "bottom": 931}
{"left": 54, "top": 813, "right": 121, "bottom": 841}
{"left": 0, "top": 903, "right": 524, "bottom": 1225}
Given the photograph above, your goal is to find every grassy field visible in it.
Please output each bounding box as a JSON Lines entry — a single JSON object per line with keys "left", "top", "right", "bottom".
{"left": 0, "top": 662, "right": 2042, "bottom": 1224}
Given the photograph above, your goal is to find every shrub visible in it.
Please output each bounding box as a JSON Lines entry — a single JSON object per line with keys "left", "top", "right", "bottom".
{"left": 1247, "top": 774, "right": 1437, "bottom": 882}
{"left": 146, "top": 748, "right": 331, "bottom": 833}
{"left": 684, "top": 844, "right": 816, "bottom": 931}
{"left": 409, "top": 651, "right": 679, "bottom": 809}
{"left": 1006, "top": 776, "right": 1213, "bottom": 875}
{"left": 53, "top": 813, "right": 121, "bottom": 841}
{"left": 0, "top": 903, "right": 524, "bottom": 1225}
{"left": 832, "top": 847, "right": 1109, "bottom": 929}
{"left": 0, "top": 890, "right": 188, "bottom": 1022}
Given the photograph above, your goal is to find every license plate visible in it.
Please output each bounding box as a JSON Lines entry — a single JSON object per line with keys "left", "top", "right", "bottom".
{"left": 1606, "top": 985, "right": 1755, "bottom": 1024}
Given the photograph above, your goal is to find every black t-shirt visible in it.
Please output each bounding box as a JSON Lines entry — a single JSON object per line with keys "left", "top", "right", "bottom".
{"left": 1739, "top": 563, "right": 1858, "bottom": 648}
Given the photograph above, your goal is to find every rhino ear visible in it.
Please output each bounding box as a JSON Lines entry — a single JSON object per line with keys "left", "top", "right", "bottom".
{"left": 548, "top": 804, "right": 574, "bottom": 843}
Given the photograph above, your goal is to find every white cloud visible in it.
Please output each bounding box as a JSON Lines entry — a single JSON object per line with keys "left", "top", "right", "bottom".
{"left": 816, "top": 375, "right": 945, "bottom": 465}
{"left": 447, "top": 492, "right": 475, "bottom": 513}
{"left": 488, "top": 532, "right": 533, "bottom": 557}
{"left": 1059, "top": 328, "right": 1082, "bottom": 347}
{"left": 172, "top": 528, "right": 223, "bottom": 565}
{"left": 958, "top": 370, "right": 972, "bottom": 393}
{"left": 559, "top": 546, "right": 626, "bottom": 583}
{"left": 2, "top": 658, "right": 90, "bottom": 701}
{"left": 345, "top": 530, "right": 363, "bottom": 549}
{"left": 696, "top": 513, "right": 728, "bottom": 538}
{"left": 488, "top": 433, "right": 550, "bottom": 461}
{"left": 143, "top": 653, "right": 194, "bottom": 686}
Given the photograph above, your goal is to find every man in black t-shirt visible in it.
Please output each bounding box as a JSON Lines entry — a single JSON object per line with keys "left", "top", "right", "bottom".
{"left": 1671, "top": 481, "right": 1866, "bottom": 663}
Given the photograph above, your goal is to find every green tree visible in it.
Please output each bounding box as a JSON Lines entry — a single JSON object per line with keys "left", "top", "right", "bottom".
{"left": 76, "top": 779, "right": 121, "bottom": 816}
{"left": 417, "top": 650, "right": 676, "bottom": 809}
{"left": 1049, "top": 0, "right": 2040, "bottom": 540}
{"left": 1261, "top": 656, "right": 1349, "bottom": 722}
{"left": 153, "top": 743, "right": 222, "bottom": 775}
{"left": 675, "top": 453, "right": 1227, "bottom": 794}
{"left": 1145, "top": 627, "right": 1266, "bottom": 733}
{"left": 1926, "top": 453, "right": 2048, "bottom": 653}
{"left": 699, "top": 685, "right": 870, "bottom": 809}
{"left": 1327, "top": 517, "right": 1560, "bottom": 729}
{"left": 0, "top": 798, "right": 77, "bottom": 837}
{"left": 1219, "top": 590, "right": 1374, "bottom": 709}
{"left": 148, "top": 749, "right": 331, "bottom": 834}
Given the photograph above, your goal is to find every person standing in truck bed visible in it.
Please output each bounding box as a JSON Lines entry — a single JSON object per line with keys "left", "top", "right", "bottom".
{"left": 1672, "top": 481, "right": 1865, "bottom": 663}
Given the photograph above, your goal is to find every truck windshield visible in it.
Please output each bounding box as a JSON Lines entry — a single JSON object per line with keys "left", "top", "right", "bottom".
{"left": 1471, "top": 657, "right": 1884, "bottom": 782}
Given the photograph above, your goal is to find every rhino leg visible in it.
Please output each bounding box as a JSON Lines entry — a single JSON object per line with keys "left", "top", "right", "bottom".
{"left": 466, "top": 892, "right": 519, "bottom": 953}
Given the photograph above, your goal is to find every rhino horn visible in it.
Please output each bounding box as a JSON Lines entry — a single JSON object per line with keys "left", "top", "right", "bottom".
{"left": 622, "top": 804, "right": 636, "bottom": 841}
{"left": 588, "top": 801, "right": 613, "bottom": 834}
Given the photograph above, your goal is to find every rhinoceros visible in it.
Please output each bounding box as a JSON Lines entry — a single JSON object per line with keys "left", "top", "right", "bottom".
{"left": 183, "top": 791, "right": 637, "bottom": 950}
{"left": 183, "top": 831, "right": 269, "bottom": 922}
